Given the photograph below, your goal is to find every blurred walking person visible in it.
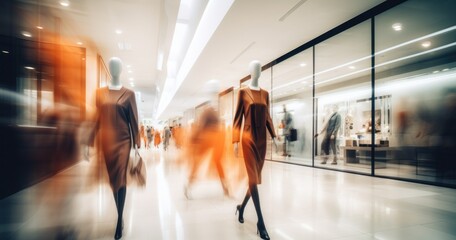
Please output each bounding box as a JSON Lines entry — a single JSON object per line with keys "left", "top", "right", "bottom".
{"left": 163, "top": 126, "right": 171, "bottom": 151}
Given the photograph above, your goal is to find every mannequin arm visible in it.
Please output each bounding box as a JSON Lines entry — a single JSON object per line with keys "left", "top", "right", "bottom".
{"left": 315, "top": 124, "right": 327, "bottom": 138}
{"left": 272, "top": 137, "right": 278, "bottom": 153}
{"left": 83, "top": 145, "right": 90, "bottom": 161}
{"left": 233, "top": 142, "right": 239, "bottom": 157}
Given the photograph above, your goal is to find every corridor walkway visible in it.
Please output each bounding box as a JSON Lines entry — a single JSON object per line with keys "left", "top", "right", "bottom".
{"left": 1, "top": 147, "right": 456, "bottom": 240}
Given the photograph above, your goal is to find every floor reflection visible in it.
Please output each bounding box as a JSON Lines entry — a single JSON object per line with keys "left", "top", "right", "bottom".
{"left": 1, "top": 145, "right": 456, "bottom": 240}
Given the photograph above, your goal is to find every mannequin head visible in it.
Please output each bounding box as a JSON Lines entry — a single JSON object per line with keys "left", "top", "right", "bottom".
{"left": 109, "top": 57, "right": 122, "bottom": 82}
{"left": 249, "top": 60, "right": 261, "bottom": 88}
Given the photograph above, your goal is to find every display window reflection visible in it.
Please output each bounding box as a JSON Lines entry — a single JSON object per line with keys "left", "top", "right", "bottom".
{"left": 271, "top": 49, "right": 313, "bottom": 165}
{"left": 315, "top": 20, "right": 372, "bottom": 173}
{"left": 375, "top": 0, "right": 456, "bottom": 185}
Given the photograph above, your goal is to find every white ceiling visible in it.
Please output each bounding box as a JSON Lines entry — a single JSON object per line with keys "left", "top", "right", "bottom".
{"left": 11, "top": 0, "right": 388, "bottom": 121}
{"left": 159, "top": 0, "right": 384, "bottom": 120}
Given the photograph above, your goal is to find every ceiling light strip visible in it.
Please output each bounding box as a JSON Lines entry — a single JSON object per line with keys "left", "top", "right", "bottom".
{"left": 156, "top": 0, "right": 235, "bottom": 118}
{"left": 272, "top": 26, "right": 456, "bottom": 91}
{"left": 316, "top": 41, "right": 456, "bottom": 86}
{"left": 279, "top": 0, "right": 309, "bottom": 22}
{"left": 376, "top": 25, "right": 456, "bottom": 55}
{"left": 375, "top": 41, "right": 456, "bottom": 69}
{"left": 230, "top": 41, "right": 256, "bottom": 64}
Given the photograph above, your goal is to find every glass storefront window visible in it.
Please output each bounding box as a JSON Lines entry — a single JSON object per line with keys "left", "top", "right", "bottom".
{"left": 315, "top": 20, "right": 372, "bottom": 173}
{"left": 232, "top": 0, "right": 456, "bottom": 188}
{"left": 271, "top": 49, "right": 313, "bottom": 165}
{"left": 375, "top": 0, "right": 456, "bottom": 185}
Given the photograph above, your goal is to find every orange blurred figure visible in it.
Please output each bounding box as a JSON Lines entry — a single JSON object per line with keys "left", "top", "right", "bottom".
{"left": 185, "top": 103, "right": 229, "bottom": 198}
{"left": 153, "top": 128, "right": 161, "bottom": 148}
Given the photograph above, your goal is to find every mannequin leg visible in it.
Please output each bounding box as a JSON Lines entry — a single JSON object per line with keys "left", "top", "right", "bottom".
{"left": 321, "top": 136, "right": 330, "bottom": 164}
{"left": 114, "top": 186, "right": 126, "bottom": 239}
{"left": 250, "top": 184, "right": 270, "bottom": 240}
{"left": 282, "top": 138, "right": 288, "bottom": 156}
{"left": 236, "top": 189, "right": 251, "bottom": 223}
{"left": 330, "top": 138, "right": 337, "bottom": 164}
{"left": 249, "top": 184, "right": 263, "bottom": 225}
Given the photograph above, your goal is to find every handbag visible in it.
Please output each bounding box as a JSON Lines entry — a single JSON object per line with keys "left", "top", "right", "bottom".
{"left": 130, "top": 150, "right": 146, "bottom": 187}
{"left": 288, "top": 128, "right": 298, "bottom": 142}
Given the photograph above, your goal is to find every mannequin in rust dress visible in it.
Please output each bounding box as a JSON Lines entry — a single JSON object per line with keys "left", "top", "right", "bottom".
{"left": 233, "top": 60, "right": 276, "bottom": 240}
{"left": 89, "top": 57, "right": 140, "bottom": 239}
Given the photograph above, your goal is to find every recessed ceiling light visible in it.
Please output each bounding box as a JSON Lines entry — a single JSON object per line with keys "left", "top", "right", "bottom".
{"left": 77, "top": 41, "right": 83, "bottom": 45}
{"left": 129, "top": 77, "right": 134, "bottom": 81}
{"left": 115, "top": 29, "right": 122, "bottom": 34}
{"left": 349, "top": 66, "right": 356, "bottom": 69}
{"left": 126, "top": 65, "right": 131, "bottom": 68}
{"left": 59, "top": 0, "right": 70, "bottom": 7}
{"left": 36, "top": 26, "right": 43, "bottom": 30}
{"left": 392, "top": 23, "right": 402, "bottom": 31}
{"left": 442, "top": 68, "right": 449, "bottom": 72}
{"left": 432, "top": 70, "right": 440, "bottom": 74}
{"left": 301, "top": 81, "right": 307, "bottom": 84}
{"left": 2, "top": 50, "right": 9, "bottom": 54}
{"left": 300, "top": 63, "right": 307, "bottom": 67}
{"left": 24, "top": 66, "right": 35, "bottom": 70}
{"left": 421, "top": 41, "right": 431, "bottom": 48}
{"left": 22, "top": 31, "right": 32, "bottom": 37}
{"left": 128, "top": 70, "right": 132, "bottom": 73}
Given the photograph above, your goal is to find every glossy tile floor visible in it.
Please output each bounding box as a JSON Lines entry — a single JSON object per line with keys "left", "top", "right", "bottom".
{"left": 1, "top": 146, "right": 456, "bottom": 240}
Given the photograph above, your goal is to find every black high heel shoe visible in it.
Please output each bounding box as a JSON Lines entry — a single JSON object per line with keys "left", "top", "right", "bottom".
{"left": 257, "top": 222, "right": 270, "bottom": 240}
{"left": 235, "top": 205, "right": 244, "bottom": 223}
{"left": 114, "top": 220, "right": 123, "bottom": 239}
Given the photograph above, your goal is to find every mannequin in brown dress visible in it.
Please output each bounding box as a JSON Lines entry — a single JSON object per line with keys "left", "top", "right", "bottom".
{"left": 89, "top": 57, "right": 140, "bottom": 239}
{"left": 233, "top": 60, "right": 277, "bottom": 240}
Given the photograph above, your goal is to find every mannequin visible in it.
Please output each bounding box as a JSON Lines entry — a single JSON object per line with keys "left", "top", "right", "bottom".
{"left": 315, "top": 104, "right": 341, "bottom": 164}
{"left": 233, "top": 60, "right": 276, "bottom": 240}
{"left": 108, "top": 57, "right": 123, "bottom": 90}
{"left": 282, "top": 104, "right": 293, "bottom": 156}
{"left": 87, "top": 57, "right": 140, "bottom": 239}
{"left": 234, "top": 61, "right": 277, "bottom": 155}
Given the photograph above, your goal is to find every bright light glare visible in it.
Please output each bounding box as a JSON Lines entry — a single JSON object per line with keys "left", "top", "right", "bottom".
{"left": 22, "top": 31, "right": 32, "bottom": 37}
{"left": 59, "top": 0, "right": 70, "bottom": 7}
{"left": 392, "top": 23, "right": 402, "bottom": 31}
{"left": 421, "top": 41, "right": 431, "bottom": 48}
